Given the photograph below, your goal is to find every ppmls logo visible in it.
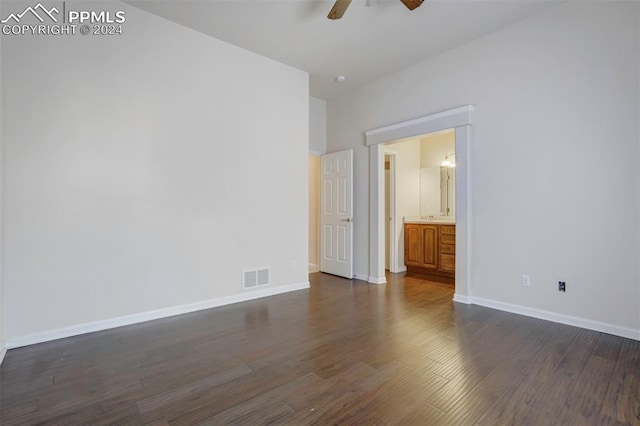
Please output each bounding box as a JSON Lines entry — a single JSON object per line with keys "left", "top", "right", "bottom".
{"left": 1, "top": 2, "right": 126, "bottom": 36}
{"left": 1, "top": 3, "right": 59, "bottom": 24}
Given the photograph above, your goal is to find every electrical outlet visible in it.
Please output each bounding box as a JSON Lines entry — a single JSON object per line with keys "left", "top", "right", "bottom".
{"left": 558, "top": 281, "right": 566, "bottom": 292}
{"left": 290, "top": 260, "right": 296, "bottom": 270}
{"left": 521, "top": 274, "right": 531, "bottom": 287}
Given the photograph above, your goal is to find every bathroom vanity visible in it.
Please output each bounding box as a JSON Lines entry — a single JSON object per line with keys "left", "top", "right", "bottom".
{"left": 404, "top": 220, "right": 455, "bottom": 283}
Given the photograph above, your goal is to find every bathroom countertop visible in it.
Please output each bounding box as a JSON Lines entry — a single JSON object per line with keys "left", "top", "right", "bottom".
{"left": 404, "top": 218, "right": 456, "bottom": 225}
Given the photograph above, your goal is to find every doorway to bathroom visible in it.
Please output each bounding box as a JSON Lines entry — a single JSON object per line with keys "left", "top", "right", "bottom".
{"left": 382, "top": 128, "right": 457, "bottom": 285}
{"left": 365, "top": 105, "right": 473, "bottom": 301}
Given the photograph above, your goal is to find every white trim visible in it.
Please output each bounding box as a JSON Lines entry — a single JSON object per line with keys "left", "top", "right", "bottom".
{"left": 395, "top": 266, "right": 407, "bottom": 273}
{"left": 384, "top": 151, "right": 399, "bottom": 273}
{"left": 309, "top": 150, "right": 325, "bottom": 156}
{"left": 454, "top": 125, "right": 472, "bottom": 301}
{"left": 308, "top": 263, "right": 320, "bottom": 273}
{"left": 5, "top": 282, "right": 310, "bottom": 349}
{"left": 470, "top": 296, "right": 640, "bottom": 341}
{"left": 369, "top": 144, "right": 386, "bottom": 283}
{"left": 354, "top": 273, "right": 369, "bottom": 282}
{"left": 453, "top": 293, "right": 472, "bottom": 304}
{"left": 365, "top": 106, "right": 474, "bottom": 146}
{"left": 368, "top": 276, "right": 387, "bottom": 285}
{"left": 0, "top": 347, "right": 6, "bottom": 366}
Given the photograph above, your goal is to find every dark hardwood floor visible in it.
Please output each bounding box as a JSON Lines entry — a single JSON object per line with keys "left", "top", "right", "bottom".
{"left": 1, "top": 273, "right": 639, "bottom": 425}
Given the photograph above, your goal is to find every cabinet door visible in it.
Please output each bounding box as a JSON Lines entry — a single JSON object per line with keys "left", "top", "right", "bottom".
{"left": 420, "top": 225, "right": 438, "bottom": 270}
{"left": 404, "top": 224, "right": 421, "bottom": 266}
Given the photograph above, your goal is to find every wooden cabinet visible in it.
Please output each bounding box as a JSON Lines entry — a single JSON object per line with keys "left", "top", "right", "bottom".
{"left": 439, "top": 225, "right": 456, "bottom": 273}
{"left": 404, "top": 224, "right": 438, "bottom": 270}
{"left": 404, "top": 223, "right": 455, "bottom": 282}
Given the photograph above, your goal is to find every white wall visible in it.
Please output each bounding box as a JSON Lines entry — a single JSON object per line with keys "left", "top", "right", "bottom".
{"left": 386, "top": 139, "right": 421, "bottom": 271}
{"left": 2, "top": 2, "right": 309, "bottom": 343}
{"left": 309, "top": 97, "right": 327, "bottom": 155}
{"left": 327, "top": 2, "right": 640, "bottom": 333}
{"left": 420, "top": 130, "right": 455, "bottom": 168}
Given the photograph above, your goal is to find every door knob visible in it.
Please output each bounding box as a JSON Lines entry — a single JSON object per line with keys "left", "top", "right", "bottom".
{"left": 342, "top": 218, "right": 352, "bottom": 222}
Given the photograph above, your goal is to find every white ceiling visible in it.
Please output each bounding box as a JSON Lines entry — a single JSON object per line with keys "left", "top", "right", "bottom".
{"left": 126, "top": 0, "right": 560, "bottom": 100}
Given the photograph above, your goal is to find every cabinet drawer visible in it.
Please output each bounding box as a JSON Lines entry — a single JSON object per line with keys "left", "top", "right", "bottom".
{"left": 440, "top": 225, "right": 455, "bottom": 235}
{"left": 440, "top": 243, "right": 455, "bottom": 255}
{"left": 440, "top": 233, "right": 455, "bottom": 245}
{"left": 440, "top": 254, "right": 455, "bottom": 272}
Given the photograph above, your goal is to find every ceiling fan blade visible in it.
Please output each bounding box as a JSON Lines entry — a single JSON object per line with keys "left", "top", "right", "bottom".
{"left": 328, "top": 0, "right": 352, "bottom": 20}
{"left": 400, "top": 0, "right": 424, "bottom": 11}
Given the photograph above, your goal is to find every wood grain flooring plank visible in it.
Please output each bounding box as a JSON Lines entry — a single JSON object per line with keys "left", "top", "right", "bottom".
{"left": 282, "top": 390, "right": 361, "bottom": 426}
{"left": 284, "top": 361, "right": 378, "bottom": 412}
{"left": 213, "top": 373, "right": 322, "bottom": 424}
{"left": 136, "top": 364, "right": 253, "bottom": 413}
{"left": 557, "top": 354, "right": 618, "bottom": 425}
{"left": 215, "top": 402, "right": 295, "bottom": 425}
{"left": 318, "top": 362, "right": 448, "bottom": 425}
{"left": 138, "top": 363, "right": 311, "bottom": 424}
{"left": 518, "top": 327, "right": 600, "bottom": 425}
{"left": 447, "top": 320, "right": 563, "bottom": 425}
{"left": 600, "top": 338, "right": 640, "bottom": 425}
{"left": 476, "top": 323, "right": 581, "bottom": 425}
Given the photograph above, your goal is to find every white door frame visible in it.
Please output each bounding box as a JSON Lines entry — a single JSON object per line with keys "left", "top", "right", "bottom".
{"left": 365, "top": 106, "right": 474, "bottom": 303}
{"left": 384, "top": 150, "right": 402, "bottom": 273}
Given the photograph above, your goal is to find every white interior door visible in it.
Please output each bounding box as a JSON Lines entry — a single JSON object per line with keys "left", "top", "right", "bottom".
{"left": 320, "top": 150, "right": 353, "bottom": 279}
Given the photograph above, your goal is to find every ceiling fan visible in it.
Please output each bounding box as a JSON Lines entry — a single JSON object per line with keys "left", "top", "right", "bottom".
{"left": 328, "top": 0, "right": 424, "bottom": 20}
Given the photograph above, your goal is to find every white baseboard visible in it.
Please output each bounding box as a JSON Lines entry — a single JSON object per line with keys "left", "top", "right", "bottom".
{"left": 453, "top": 293, "right": 472, "bottom": 304}
{"left": 5, "top": 281, "right": 310, "bottom": 349}
{"left": 308, "top": 263, "right": 320, "bottom": 273}
{"left": 354, "top": 273, "right": 386, "bottom": 285}
{"left": 470, "top": 296, "right": 640, "bottom": 341}
{"left": 0, "top": 347, "right": 6, "bottom": 366}
{"left": 354, "top": 273, "right": 369, "bottom": 282}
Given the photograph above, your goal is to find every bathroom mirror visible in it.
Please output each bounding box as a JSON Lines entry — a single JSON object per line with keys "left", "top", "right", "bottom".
{"left": 420, "top": 167, "right": 455, "bottom": 217}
